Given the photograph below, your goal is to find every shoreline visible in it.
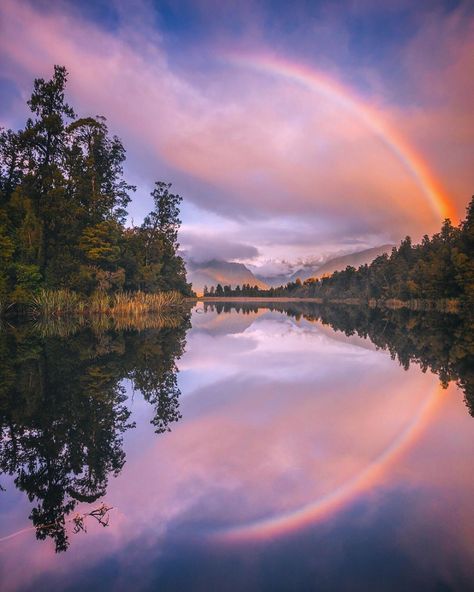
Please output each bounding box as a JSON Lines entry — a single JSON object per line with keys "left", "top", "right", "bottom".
{"left": 188, "top": 296, "right": 462, "bottom": 313}
{"left": 190, "top": 297, "right": 324, "bottom": 302}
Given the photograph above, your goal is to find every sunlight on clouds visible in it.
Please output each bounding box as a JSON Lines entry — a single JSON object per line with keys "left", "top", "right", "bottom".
{"left": 0, "top": 0, "right": 472, "bottom": 264}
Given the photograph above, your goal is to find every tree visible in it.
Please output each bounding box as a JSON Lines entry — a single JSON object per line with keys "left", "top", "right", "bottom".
{"left": 65, "top": 117, "right": 133, "bottom": 225}
{"left": 23, "top": 66, "right": 75, "bottom": 274}
{"left": 453, "top": 196, "right": 474, "bottom": 304}
{"left": 136, "top": 182, "right": 191, "bottom": 294}
{"left": 0, "top": 66, "right": 192, "bottom": 307}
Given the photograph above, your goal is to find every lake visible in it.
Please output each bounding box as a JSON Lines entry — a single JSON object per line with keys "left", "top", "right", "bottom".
{"left": 0, "top": 302, "right": 473, "bottom": 591}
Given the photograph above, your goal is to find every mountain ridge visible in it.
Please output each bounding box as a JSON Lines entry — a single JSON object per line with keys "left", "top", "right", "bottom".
{"left": 187, "top": 245, "right": 394, "bottom": 294}
{"left": 255, "top": 245, "right": 394, "bottom": 286}
{"left": 186, "top": 259, "right": 269, "bottom": 296}
{"left": 299, "top": 244, "right": 394, "bottom": 280}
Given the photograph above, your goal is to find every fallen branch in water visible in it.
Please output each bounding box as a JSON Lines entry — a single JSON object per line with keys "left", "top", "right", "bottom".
{"left": 0, "top": 503, "right": 115, "bottom": 546}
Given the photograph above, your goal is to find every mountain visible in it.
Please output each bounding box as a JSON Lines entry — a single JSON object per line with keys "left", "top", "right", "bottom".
{"left": 186, "top": 260, "right": 269, "bottom": 296}
{"left": 187, "top": 246, "right": 394, "bottom": 294}
{"left": 191, "top": 306, "right": 268, "bottom": 335}
{"left": 255, "top": 245, "right": 394, "bottom": 286}
{"left": 306, "top": 244, "right": 394, "bottom": 279}
{"left": 253, "top": 272, "right": 292, "bottom": 288}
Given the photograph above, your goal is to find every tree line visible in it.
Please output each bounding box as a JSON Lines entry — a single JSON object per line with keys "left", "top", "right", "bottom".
{"left": 207, "top": 198, "right": 474, "bottom": 307}
{"left": 203, "top": 283, "right": 264, "bottom": 297}
{"left": 0, "top": 65, "right": 192, "bottom": 312}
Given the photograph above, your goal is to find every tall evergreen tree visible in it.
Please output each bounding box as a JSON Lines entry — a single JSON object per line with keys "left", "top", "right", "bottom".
{"left": 0, "top": 65, "right": 193, "bottom": 307}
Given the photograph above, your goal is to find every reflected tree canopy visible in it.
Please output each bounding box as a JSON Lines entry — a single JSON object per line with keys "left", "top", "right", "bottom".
{"left": 0, "top": 313, "right": 190, "bottom": 551}
{"left": 205, "top": 302, "right": 474, "bottom": 416}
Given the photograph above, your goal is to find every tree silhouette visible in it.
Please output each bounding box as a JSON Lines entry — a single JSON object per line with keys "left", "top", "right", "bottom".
{"left": 0, "top": 314, "right": 190, "bottom": 551}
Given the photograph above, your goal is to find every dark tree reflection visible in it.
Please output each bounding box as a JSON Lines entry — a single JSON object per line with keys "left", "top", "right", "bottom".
{"left": 125, "top": 326, "right": 185, "bottom": 434}
{"left": 0, "top": 314, "right": 190, "bottom": 551}
{"left": 205, "top": 302, "right": 474, "bottom": 416}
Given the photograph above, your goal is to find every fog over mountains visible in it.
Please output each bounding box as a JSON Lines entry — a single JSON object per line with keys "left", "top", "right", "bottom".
{"left": 186, "top": 260, "right": 269, "bottom": 295}
{"left": 290, "top": 244, "right": 394, "bottom": 281}
{"left": 186, "top": 245, "right": 394, "bottom": 295}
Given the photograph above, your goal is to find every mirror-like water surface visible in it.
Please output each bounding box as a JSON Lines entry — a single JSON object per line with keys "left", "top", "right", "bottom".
{"left": 1, "top": 304, "right": 473, "bottom": 591}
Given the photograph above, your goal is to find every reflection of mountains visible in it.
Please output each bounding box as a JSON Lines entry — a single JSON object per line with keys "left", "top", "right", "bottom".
{"left": 203, "top": 302, "right": 474, "bottom": 416}
{"left": 0, "top": 316, "right": 190, "bottom": 552}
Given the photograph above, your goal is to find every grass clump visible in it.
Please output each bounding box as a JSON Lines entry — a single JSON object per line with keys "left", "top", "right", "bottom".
{"left": 30, "top": 289, "right": 82, "bottom": 318}
{"left": 27, "top": 289, "right": 184, "bottom": 319}
{"left": 111, "top": 291, "right": 183, "bottom": 315}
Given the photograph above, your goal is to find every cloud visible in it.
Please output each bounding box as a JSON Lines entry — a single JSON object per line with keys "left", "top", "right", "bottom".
{"left": 180, "top": 231, "right": 260, "bottom": 263}
{"left": 246, "top": 259, "right": 296, "bottom": 279}
{"left": 0, "top": 0, "right": 472, "bottom": 262}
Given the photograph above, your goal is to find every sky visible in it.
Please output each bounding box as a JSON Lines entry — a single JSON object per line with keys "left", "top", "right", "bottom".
{"left": 1, "top": 0, "right": 473, "bottom": 275}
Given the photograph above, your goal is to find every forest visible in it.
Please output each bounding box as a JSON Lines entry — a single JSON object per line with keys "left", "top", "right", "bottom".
{"left": 0, "top": 65, "right": 192, "bottom": 316}
{"left": 207, "top": 197, "right": 474, "bottom": 307}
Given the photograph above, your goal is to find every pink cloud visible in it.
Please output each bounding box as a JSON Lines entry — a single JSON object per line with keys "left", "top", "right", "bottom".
{"left": 0, "top": 0, "right": 472, "bottom": 255}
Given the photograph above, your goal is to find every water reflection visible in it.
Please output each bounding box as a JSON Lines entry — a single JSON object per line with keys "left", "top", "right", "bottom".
{"left": 0, "top": 314, "right": 190, "bottom": 551}
{"left": 0, "top": 304, "right": 473, "bottom": 591}
{"left": 203, "top": 301, "right": 474, "bottom": 415}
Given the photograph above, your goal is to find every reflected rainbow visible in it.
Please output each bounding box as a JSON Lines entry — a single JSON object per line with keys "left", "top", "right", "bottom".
{"left": 226, "top": 53, "right": 457, "bottom": 222}
{"left": 215, "top": 382, "right": 446, "bottom": 542}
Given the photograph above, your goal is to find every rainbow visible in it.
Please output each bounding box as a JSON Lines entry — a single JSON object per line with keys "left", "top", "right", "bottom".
{"left": 209, "top": 55, "right": 455, "bottom": 542}
{"left": 215, "top": 382, "right": 446, "bottom": 542}
{"left": 225, "top": 53, "right": 457, "bottom": 222}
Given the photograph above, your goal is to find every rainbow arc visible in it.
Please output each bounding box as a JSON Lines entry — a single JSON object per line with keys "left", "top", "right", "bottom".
{"left": 226, "top": 53, "right": 457, "bottom": 222}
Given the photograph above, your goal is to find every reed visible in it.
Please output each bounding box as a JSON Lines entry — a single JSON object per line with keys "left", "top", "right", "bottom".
{"left": 29, "top": 289, "right": 83, "bottom": 318}
{"left": 33, "top": 306, "right": 187, "bottom": 337}
{"left": 89, "top": 291, "right": 111, "bottom": 314}
{"left": 111, "top": 290, "right": 184, "bottom": 315}
{"left": 27, "top": 289, "right": 185, "bottom": 319}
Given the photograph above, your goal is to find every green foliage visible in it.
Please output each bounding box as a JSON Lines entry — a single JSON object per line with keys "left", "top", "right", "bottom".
{"left": 10, "top": 263, "right": 43, "bottom": 304}
{"left": 0, "top": 66, "right": 192, "bottom": 314}
{"left": 79, "top": 221, "right": 122, "bottom": 268}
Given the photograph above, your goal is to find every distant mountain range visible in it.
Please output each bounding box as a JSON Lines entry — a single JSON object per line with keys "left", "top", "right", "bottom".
{"left": 187, "top": 245, "right": 394, "bottom": 295}
{"left": 254, "top": 245, "right": 394, "bottom": 287}
{"left": 291, "top": 244, "right": 394, "bottom": 281}
{"left": 186, "top": 259, "right": 269, "bottom": 296}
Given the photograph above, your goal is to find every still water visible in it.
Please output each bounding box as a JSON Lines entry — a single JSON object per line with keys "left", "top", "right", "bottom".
{"left": 0, "top": 303, "right": 473, "bottom": 591}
